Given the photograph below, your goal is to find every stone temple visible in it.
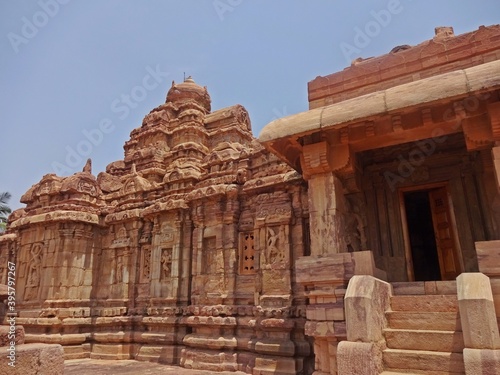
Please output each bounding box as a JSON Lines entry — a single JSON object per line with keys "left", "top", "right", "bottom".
{"left": 1, "top": 24, "right": 500, "bottom": 374}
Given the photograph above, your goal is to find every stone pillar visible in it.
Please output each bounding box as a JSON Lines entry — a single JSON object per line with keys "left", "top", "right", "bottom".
{"left": 457, "top": 273, "right": 500, "bottom": 374}
{"left": 308, "top": 172, "right": 347, "bottom": 256}
{"left": 178, "top": 215, "right": 192, "bottom": 306}
{"left": 337, "top": 275, "right": 391, "bottom": 375}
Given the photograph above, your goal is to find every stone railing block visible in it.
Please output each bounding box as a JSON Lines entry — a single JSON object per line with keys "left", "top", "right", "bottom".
{"left": 337, "top": 341, "right": 382, "bottom": 375}
{"left": 463, "top": 348, "right": 500, "bottom": 375}
{"left": 457, "top": 272, "right": 500, "bottom": 349}
{"left": 344, "top": 275, "right": 392, "bottom": 343}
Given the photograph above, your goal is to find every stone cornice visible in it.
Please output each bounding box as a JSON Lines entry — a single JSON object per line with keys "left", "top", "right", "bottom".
{"left": 10, "top": 210, "right": 100, "bottom": 229}
{"left": 259, "top": 59, "right": 500, "bottom": 144}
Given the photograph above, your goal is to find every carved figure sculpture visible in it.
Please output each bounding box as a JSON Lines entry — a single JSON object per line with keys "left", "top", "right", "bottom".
{"left": 27, "top": 243, "right": 43, "bottom": 286}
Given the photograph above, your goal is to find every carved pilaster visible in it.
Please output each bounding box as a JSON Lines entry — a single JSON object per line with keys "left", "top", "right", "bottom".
{"left": 308, "top": 173, "right": 348, "bottom": 255}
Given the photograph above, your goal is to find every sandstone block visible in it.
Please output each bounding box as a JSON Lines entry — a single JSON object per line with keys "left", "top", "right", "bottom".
{"left": 89, "top": 344, "right": 133, "bottom": 360}
{"left": 0, "top": 325, "right": 24, "bottom": 346}
{"left": 383, "top": 348, "right": 464, "bottom": 373}
{"left": 0, "top": 285, "right": 8, "bottom": 299}
{"left": 304, "top": 321, "right": 335, "bottom": 338}
{"left": 253, "top": 355, "right": 300, "bottom": 375}
{"left": 463, "top": 348, "right": 500, "bottom": 375}
{"left": 0, "top": 343, "right": 64, "bottom": 375}
{"left": 344, "top": 275, "right": 392, "bottom": 342}
{"left": 337, "top": 341, "right": 382, "bottom": 375}
{"left": 457, "top": 273, "right": 500, "bottom": 349}
{"left": 476, "top": 240, "right": 500, "bottom": 277}
{"left": 253, "top": 339, "right": 295, "bottom": 357}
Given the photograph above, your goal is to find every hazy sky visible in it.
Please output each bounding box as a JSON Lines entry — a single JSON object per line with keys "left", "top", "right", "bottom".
{"left": 1, "top": 0, "right": 499, "bottom": 210}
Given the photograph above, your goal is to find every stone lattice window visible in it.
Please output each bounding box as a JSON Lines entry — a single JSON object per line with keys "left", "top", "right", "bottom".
{"left": 240, "top": 232, "right": 255, "bottom": 275}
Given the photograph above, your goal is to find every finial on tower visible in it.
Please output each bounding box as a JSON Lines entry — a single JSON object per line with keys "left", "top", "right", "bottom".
{"left": 83, "top": 158, "right": 92, "bottom": 174}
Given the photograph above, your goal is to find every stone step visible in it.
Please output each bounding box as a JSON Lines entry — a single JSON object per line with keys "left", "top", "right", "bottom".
{"left": 383, "top": 348, "right": 464, "bottom": 374}
{"left": 381, "top": 369, "right": 462, "bottom": 375}
{"left": 391, "top": 281, "right": 457, "bottom": 296}
{"left": 384, "top": 328, "right": 464, "bottom": 352}
{"left": 380, "top": 371, "right": 439, "bottom": 375}
{"left": 390, "top": 295, "right": 458, "bottom": 312}
{"left": 386, "top": 311, "right": 461, "bottom": 331}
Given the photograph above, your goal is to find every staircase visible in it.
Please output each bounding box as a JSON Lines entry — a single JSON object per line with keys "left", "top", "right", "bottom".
{"left": 380, "top": 282, "right": 465, "bottom": 375}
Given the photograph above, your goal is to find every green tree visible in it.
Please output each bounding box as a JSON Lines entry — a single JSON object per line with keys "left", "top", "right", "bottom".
{"left": 0, "top": 192, "right": 12, "bottom": 233}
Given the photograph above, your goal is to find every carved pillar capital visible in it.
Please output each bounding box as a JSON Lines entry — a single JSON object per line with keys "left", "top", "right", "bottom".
{"left": 300, "top": 141, "right": 355, "bottom": 181}
{"left": 462, "top": 113, "right": 494, "bottom": 151}
{"left": 300, "top": 141, "right": 331, "bottom": 179}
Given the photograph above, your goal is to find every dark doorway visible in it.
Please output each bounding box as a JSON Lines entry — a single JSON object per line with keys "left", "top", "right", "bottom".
{"left": 403, "top": 191, "right": 441, "bottom": 281}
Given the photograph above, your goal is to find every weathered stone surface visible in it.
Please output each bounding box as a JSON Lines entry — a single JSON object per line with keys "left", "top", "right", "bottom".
{"left": 463, "top": 348, "right": 500, "bottom": 375}
{"left": 383, "top": 348, "right": 464, "bottom": 373}
{"left": 384, "top": 328, "right": 464, "bottom": 352}
{"left": 337, "top": 342, "right": 382, "bottom": 375}
{"left": 65, "top": 359, "right": 248, "bottom": 375}
{"left": 477, "top": 240, "right": 500, "bottom": 277}
{"left": 344, "top": 275, "right": 392, "bottom": 343}
{"left": 457, "top": 272, "right": 500, "bottom": 349}
{"left": 0, "top": 325, "right": 24, "bottom": 346}
{"left": 0, "top": 343, "right": 64, "bottom": 375}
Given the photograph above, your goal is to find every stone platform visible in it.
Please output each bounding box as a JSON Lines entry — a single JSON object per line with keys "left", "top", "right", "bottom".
{"left": 64, "top": 359, "right": 247, "bottom": 375}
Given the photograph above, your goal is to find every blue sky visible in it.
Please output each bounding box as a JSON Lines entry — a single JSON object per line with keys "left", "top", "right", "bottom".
{"left": 1, "top": 0, "right": 499, "bottom": 210}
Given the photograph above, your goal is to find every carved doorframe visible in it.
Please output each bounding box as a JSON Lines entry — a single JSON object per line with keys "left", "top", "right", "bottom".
{"left": 398, "top": 181, "right": 464, "bottom": 281}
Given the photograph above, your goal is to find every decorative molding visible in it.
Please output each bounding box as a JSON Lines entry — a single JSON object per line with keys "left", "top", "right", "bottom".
{"left": 340, "top": 127, "right": 349, "bottom": 144}
{"left": 421, "top": 108, "right": 432, "bottom": 127}
{"left": 488, "top": 101, "right": 500, "bottom": 141}
{"left": 392, "top": 115, "right": 403, "bottom": 132}
{"left": 301, "top": 141, "right": 331, "bottom": 178}
{"left": 462, "top": 114, "right": 494, "bottom": 151}
{"left": 365, "top": 121, "right": 375, "bottom": 137}
{"left": 330, "top": 143, "right": 354, "bottom": 175}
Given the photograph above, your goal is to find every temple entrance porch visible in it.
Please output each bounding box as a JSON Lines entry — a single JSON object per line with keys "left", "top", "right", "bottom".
{"left": 360, "top": 133, "right": 495, "bottom": 282}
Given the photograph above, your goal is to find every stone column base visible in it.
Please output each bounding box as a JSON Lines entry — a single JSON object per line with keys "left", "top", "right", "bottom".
{"left": 464, "top": 348, "right": 500, "bottom": 375}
